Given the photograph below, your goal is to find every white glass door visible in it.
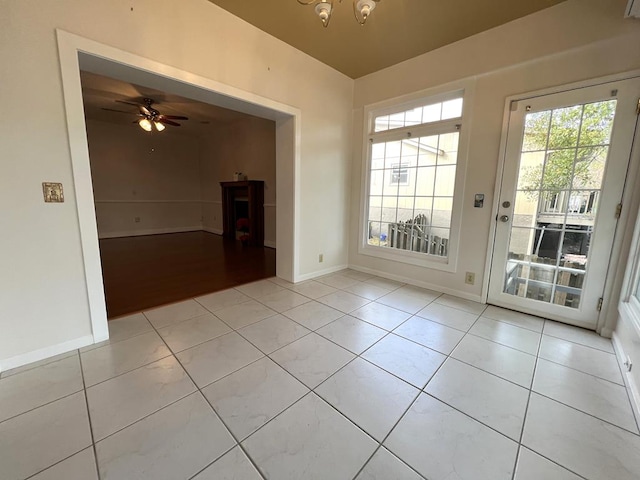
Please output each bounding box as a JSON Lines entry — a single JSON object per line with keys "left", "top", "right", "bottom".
{"left": 488, "top": 78, "right": 640, "bottom": 329}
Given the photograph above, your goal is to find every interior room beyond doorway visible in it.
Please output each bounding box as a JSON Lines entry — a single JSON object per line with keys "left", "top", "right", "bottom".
{"left": 80, "top": 72, "right": 278, "bottom": 318}
{"left": 100, "top": 231, "right": 275, "bottom": 318}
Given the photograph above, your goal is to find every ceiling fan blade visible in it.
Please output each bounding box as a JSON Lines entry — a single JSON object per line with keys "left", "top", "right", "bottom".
{"left": 115, "top": 100, "right": 140, "bottom": 107}
{"left": 140, "top": 106, "right": 151, "bottom": 115}
{"left": 160, "top": 115, "right": 189, "bottom": 120}
{"left": 159, "top": 119, "right": 181, "bottom": 127}
{"left": 101, "top": 108, "right": 134, "bottom": 114}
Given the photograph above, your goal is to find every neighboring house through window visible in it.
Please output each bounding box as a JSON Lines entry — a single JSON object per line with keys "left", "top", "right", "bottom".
{"left": 359, "top": 87, "right": 471, "bottom": 271}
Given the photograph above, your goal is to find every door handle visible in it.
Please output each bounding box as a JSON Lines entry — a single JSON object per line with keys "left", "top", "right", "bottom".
{"left": 500, "top": 215, "right": 510, "bottom": 223}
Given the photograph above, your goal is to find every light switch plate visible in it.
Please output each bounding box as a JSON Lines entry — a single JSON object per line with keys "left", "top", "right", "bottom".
{"left": 42, "top": 182, "right": 64, "bottom": 203}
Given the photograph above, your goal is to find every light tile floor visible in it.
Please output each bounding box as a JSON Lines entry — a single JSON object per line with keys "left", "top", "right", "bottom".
{"left": 1, "top": 270, "right": 639, "bottom": 480}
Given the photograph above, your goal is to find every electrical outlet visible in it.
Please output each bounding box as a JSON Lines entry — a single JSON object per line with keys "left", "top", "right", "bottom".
{"left": 319, "top": 253, "right": 324, "bottom": 263}
{"left": 465, "top": 272, "right": 475, "bottom": 285}
{"left": 134, "top": 217, "right": 141, "bottom": 223}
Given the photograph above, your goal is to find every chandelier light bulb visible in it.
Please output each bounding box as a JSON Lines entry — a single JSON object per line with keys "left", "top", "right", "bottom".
{"left": 154, "top": 121, "right": 166, "bottom": 132}
{"left": 138, "top": 118, "right": 152, "bottom": 132}
{"left": 298, "top": 0, "right": 380, "bottom": 28}
{"left": 355, "top": 0, "right": 376, "bottom": 24}
{"left": 314, "top": 2, "right": 332, "bottom": 26}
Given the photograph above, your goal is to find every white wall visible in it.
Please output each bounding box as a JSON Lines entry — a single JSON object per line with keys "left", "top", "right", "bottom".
{"left": 0, "top": 0, "right": 352, "bottom": 368}
{"left": 87, "top": 120, "right": 203, "bottom": 238}
{"left": 615, "top": 311, "right": 640, "bottom": 414}
{"left": 349, "top": 0, "right": 640, "bottom": 301}
{"left": 200, "top": 117, "right": 277, "bottom": 246}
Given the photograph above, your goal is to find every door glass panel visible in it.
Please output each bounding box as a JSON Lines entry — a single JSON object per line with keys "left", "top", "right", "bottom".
{"left": 513, "top": 191, "right": 538, "bottom": 228}
{"left": 573, "top": 147, "right": 607, "bottom": 189}
{"left": 522, "top": 111, "right": 551, "bottom": 152}
{"left": 503, "top": 99, "right": 616, "bottom": 309}
{"left": 517, "top": 152, "right": 545, "bottom": 191}
{"left": 547, "top": 106, "right": 582, "bottom": 149}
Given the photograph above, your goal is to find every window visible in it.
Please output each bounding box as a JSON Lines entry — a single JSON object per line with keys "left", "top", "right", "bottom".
{"left": 361, "top": 90, "right": 468, "bottom": 270}
{"left": 390, "top": 163, "right": 409, "bottom": 185}
{"left": 620, "top": 207, "right": 640, "bottom": 334}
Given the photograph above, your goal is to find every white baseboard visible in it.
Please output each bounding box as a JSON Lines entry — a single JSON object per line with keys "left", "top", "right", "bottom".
{"left": 0, "top": 334, "right": 94, "bottom": 373}
{"left": 295, "top": 264, "right": 349, "bottom": 282}
{"left": 98, "top": 226, "right": 203, "bottom": 239}
{"left": 612, "top": 332, "right": 640, "bottom": 423}
{"left": 348, "top": 264, "right": 483, "bottom": 303}
{"left": 203, "top": 227, "right": 223, "bottom": 235}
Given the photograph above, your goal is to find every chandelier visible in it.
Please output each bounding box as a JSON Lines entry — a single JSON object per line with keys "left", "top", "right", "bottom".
{"left": 297, "top": 0, "right": 380, "bottom": 28}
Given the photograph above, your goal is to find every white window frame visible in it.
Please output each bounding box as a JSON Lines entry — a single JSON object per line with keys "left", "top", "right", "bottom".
{"left": 619, "top": 206, "right": 640, "bottom": 335}
{"left": 358, "top": 84, "right": 473, "bottom": 272}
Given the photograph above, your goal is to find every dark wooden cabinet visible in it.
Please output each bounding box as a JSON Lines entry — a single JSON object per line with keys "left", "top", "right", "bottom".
{"left": 220, "top": 181, "right": 264, "bottom": 247}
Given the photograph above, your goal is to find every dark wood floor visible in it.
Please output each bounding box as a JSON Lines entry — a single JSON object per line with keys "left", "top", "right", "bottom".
{"left": 99, "top": 231, "right": 276, "bottom": 319}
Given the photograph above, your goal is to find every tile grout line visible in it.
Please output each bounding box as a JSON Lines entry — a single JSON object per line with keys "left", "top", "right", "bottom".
{"left": 12, "top": 270, "right": 635, "bottom": 479}
{"left": 349, "top": 302, "right": 467, "bottom": 480}
{"left": 23, "top": 447, "right": 96, "bottom": 480}
{"left": 0, "top": 387, "right": 84, "bottom": 426}
{"left": 414, "top": 312, "right": 533, "bottom": 447}
{"left": 530, "top": 391, "right": 640, "bottom": 436}
{"left": 0, "top": 355, "right": 86, "bottom": 425}
{"left": 179, "top": 289, "right": 430, "bottom": 478}
{"left": 0, "top": 351, "right": 78, "bottom": 379}
{"left": 535, "top": 354, "right": 626, "bottom": 386}
{"left": 82, "top": 350, "right": 175, "bottom": 390}
{"left": 152, "top": 281, "right": 632, "bottom": 477}
{"left": 153, "top": 292, "right": 399, "bottom": 479}
{"left": 137, "top": 278, "right": 638, "bottom": 457}
{"left": 348, "top": 346, "right": 457, "bottom": 480}
{"left": 542, "top": 332, "right": 617, "bottom": 354}
{"left": 510, "top": 319, "right": 545, "bottom": 480}
{"left": 512, "top": 321, "right": 591, "bottom": 480}
{"left": 21, "top": 352, "right": 97, "bottom": 480}
{"left": 520, "top": 448, "right": 591, "bottom": 480}
{"left": 78, "top": 350, "right": 103, "bottom": 480}
{"left": 141, "top": 287, "right": 640, "bottom": 477}
{"left": 145, "top": 316, "right": 270, "bottom": 480}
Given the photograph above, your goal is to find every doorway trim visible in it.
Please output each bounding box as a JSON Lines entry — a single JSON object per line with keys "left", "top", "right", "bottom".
{"left": 483, "top": 69, "right": 640, "bottom": 335}
{"left": 56, "top": 30, "right": 301, "bottom": 343}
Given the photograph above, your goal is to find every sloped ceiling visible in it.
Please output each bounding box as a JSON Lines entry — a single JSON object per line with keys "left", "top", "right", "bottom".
{"left": 208, "top": 0, "right": 568, "bottom": 78}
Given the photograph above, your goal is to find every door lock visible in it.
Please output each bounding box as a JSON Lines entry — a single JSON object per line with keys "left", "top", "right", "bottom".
{"left": 500, "top": 215, "right": 510, "bottom": 222}
{"left": 502, "top": 201, "right": 511, "bottom": 208}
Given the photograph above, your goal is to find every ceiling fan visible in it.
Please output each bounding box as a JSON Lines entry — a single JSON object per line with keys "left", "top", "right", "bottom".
{"left": 102, "top": 97, "right": 189, "bottom": 132}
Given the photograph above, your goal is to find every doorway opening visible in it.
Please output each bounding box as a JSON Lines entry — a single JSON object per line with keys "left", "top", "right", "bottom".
{"left": 80, "top": 71, "right": 277, "bottom": 318}
{"left": 58, "top": 30, "right": 300, "bottom": 343}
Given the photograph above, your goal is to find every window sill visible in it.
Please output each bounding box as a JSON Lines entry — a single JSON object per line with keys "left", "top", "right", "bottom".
{"left": 358, "top": 243, "right": 457, "bottom": 273}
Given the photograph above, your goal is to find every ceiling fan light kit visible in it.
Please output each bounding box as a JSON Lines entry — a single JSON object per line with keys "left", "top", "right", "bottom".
{"left": 138, "top": 118, "right": 153, "bottom": 132}
{"left": 298, "top": 0, "right": 379, "bottom": 28}
{"left": 102, "top": 97, "right": 189, "bottom": 132}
